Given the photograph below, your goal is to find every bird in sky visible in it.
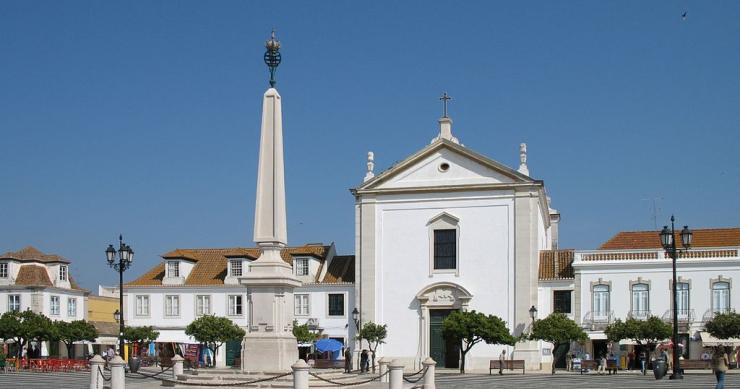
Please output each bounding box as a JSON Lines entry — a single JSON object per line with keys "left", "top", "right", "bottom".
{"left": 682, "top": 11, "right": 688, "bottom": 20}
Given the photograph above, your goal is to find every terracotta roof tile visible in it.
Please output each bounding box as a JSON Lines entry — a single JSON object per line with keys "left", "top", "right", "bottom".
{"left": 322, "top": 255, "right": 355, "bottom": 283}
{"left": 0, "top": 246, "right": 70, "bottom": 264}
{"left": 127, "top": 244, "right": 334, "bottom": 287}
{"left": 15, "top": 265, "right": 53, "bottom": 287}
{"left": 538, "top": 250, "right": 575, "bottom": 280}
{"left": 599, "top": 228, "right": 740, "bottom": 250}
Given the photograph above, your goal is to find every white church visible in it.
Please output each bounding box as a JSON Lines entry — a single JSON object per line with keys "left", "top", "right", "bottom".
{"left": 352, "top": 108, "right": 557, "bottom": 371}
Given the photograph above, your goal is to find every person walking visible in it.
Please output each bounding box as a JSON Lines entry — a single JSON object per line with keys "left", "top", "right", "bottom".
{"left": 565, "top": 352, "right": 572, "bottom": 372}
{"left": 597, "top": 354, "right": 607, "bottom": 375}
{"left": 344, "top": 347, "right": 353, "bottom": 373}
{"left": 639, "top": 350, "right": 647, "bottom": 375}
{"left": 360, "top": 349, "right": 369, "bottom": 373}
{"left": 711, "top": 347, "right": 730, "bottom": 389}
{"left": 498, "top": 350, "right": 506, "bottom": 375}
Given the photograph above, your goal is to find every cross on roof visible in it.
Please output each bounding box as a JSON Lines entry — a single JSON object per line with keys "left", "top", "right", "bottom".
{"left": 439, "top": 92, "right": 451, "bottom": 118}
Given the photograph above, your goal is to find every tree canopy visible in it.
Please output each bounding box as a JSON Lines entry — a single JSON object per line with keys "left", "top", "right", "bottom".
{"left": 185, "top": 315, "right": 245, "bottom": 367}
{"left": 443, "top": 310, "right": 515, "bottom": 373}
{"left": 529, "top": 313, "right": 587, "bottom": 374}
{"left": 358, "top": 322, "right": 388, "bottom": 372}
{"left": 292, "top": 321, "right": 317, "bottom": 344}
{"left": 52, "top": 320, "right": 98, "bottom": 358}
{"left": 123, "top": 326, "right": 160, "bottom": 348}
{"left": 605, "top": 316, "right": 671, "bottom": 346}
{"left": 705, "top": 312, "right": 740, "bottom": 340}
{"left": 0, "top": 310, "right": 53, "bottom": 363}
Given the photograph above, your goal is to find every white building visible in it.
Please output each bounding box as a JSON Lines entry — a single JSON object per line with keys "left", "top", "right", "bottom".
{"left": 124, "top": 243, "right": 355, "bottom": 367}
{"left": 352, "top": 114, "right": 558, "bottom": 371}
{"left": 0, "top": 246, "right": 89, "bottom": 357}
{"left": 537, "top": 227, "right": 740, "bottom": 366}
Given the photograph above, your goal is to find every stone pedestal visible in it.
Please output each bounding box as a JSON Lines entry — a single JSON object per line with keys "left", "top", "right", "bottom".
{"left": 240, "top": 247, "right": 301, "bottom": 372}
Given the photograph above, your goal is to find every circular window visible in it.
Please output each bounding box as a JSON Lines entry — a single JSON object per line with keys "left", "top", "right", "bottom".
{"left": 439, "top": 162, "right": 450, "bottom": 172}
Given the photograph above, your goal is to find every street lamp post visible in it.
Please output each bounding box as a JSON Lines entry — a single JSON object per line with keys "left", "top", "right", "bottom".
{"left": 659, "top": 216, "right": 692, "bottom": 380}
{"left": 352, "top": 307, "right": 360, "bottom": 370}
{"left": 106, "top": 235, "right": 134, "bottom": 358}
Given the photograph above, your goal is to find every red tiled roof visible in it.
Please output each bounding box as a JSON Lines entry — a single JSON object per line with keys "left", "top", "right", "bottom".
{"left": 538, "top": 250, "right": 575, "bottom": 280}
{"left": 599, "top": 228, "right": 740, "bottom": 250}
{"left": 126, "top": 244, "right": 336, "bottom": 287}
{"left": 0, "top": 246, "right": 70, "bottom": 264}
{"left": 15, "top": 265, "right": 53, "bottom": 287}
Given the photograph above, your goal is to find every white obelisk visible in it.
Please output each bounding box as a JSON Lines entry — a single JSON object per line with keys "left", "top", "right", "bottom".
{"left": 240, "top": 32, "right": 300, "bottom": 372}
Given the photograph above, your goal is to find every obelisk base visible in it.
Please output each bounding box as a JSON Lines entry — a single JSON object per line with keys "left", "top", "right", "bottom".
{"left": 241, "top": 332, "right": 298, "bottom": 372}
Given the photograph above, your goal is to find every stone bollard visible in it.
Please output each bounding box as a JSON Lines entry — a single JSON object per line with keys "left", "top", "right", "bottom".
{"left": 422, "top": 357, "right": 436, "bottom": 389}
{"left": 388, "top": 360, "right": 403, "bottom": 389}
{"left": 378, "top": 357, "right": 390, "bottom": 383}
{"left": 292, "top": 359, "right": 310, "bottom": 389}
{"left": 172, "top": 355, "right": 184, "bottom": 379}
{"left": 89, "top": 354, "right": 105, "bottom": 389}
{"left": 109, "top": 355, "right": 126, "bottom": 389}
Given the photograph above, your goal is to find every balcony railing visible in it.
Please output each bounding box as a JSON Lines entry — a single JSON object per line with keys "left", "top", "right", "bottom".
{"left": 703, "top": 308, "right": 734, "bottom": 323}
{"left": 661, "top": 309, "right": 695, "bottom": 323}
{"left": 582, "top": 311, "right": 615, "bottom": 331}
{"left": 627, "top": 310, "right": 651, "bottom": 320}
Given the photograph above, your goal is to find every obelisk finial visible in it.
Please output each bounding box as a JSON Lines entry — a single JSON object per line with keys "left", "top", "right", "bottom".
{"left": 264, "top": 30, "right": 281, "bottom": 88}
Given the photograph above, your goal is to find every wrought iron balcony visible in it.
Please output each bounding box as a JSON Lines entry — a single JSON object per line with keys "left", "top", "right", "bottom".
{"left": 582, "top": 311, "right": 614, "bottom": 331}
{"left": 661, "top": 309, "right": 695, "bottom": 323}
{"left": 702, "top": 308, "right": 734, "bottom": 323}
{"left": 627, "top": 310, "right": 651, "bottom": 320}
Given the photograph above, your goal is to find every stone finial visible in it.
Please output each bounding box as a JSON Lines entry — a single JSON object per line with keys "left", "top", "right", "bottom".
{"left": 518, "top": 143, "right": 529, "bottom": 176}
{"left": 364, "top": 151, "right": 375, "bottom": 182}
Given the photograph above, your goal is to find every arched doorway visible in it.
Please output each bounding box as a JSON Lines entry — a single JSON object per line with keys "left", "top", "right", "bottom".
{"left": 416, "top": 282, "right": 473, "bottom": 368}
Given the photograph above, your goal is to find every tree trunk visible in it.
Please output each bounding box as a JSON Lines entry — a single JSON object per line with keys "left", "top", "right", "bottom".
{"left": 66, "top": 342, "right": 74, "bottom": 359}
{"left": 370, "top": 350, "right": 376, "bottom": 373}
{"left": 460, "top": 349, "right": 467, "bottom": 374}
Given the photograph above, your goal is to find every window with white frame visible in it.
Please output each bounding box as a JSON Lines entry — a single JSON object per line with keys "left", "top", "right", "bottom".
{"left": 230, "top": 260, "right": 243, "bottom": 277}
{"left": 0, "top": 262, "right": 8, "bottom": 278}
{"left": 295, "top": 258, "right": 309, "bottom": 276}
{"left": 196, "top": 295, "right": 211, "bottom": 316}
{"left": 433, "top": 229, "right": 457, "bottom": 270}
{"left": 8, "top": 295, "right": 20, "bottom": 312}
{"left": 59, "top": 265, "right": 68, "bottom": 281}
{"left": 228, "top": 295, "right": 243, "bottom": 316}
{"left": 167, "top": 261, "right": 180, "bottom": 278}
{"left": 631, "top": 283, "right": 649, "bottom": 318}
{"left": 676, "top": 282, "right": 690, "bottom": 317}
{"left": 67, "top": 297, "right": 77, "bottom": 317}
{"left": 50, "top": 295, "right": 60, "bottom": 315}
{"left": 712, "top": 281, "right": 731, "bottom": 314}
{"left": 592, "top": 284, "right": 610, "bottom": 319}
{"left": 295, "top": 294, "right": 309, "bottom": 316}
{"left": 165, "top": 295, "right": 180, "bottom": 317}
{"left": 328, "top": 293, "right": 345, "bottom": 316}
{"left": 136, "top": 295, "right": 150, "bottom": 316}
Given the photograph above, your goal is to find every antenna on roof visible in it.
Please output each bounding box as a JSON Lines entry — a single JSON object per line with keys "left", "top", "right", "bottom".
{"left": 641, "top": 197, "right": 663, "bottom": 230}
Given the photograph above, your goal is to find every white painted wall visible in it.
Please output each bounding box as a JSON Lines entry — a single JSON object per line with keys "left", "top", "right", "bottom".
{"left": 294, "top": 284, "right": 355, "bottom": 344}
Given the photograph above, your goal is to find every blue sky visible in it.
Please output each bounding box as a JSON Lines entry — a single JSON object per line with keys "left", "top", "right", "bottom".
{"left": 1, "top": 1, "right": 739, "bottom": 291}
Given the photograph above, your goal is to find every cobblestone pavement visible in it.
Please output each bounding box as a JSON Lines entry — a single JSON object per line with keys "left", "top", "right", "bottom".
{"left": 1, "top": 369, "right": 735, "bottom": 388}
{"left": 437, "top": 371, "right": 736, "bottom": 389}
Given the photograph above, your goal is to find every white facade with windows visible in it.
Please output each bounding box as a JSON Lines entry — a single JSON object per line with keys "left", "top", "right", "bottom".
{"left": 124, "top": 244, "right": 355, "bottom": 368}
{"left": 0, "top": 246, "right": 88, "bottom": 357}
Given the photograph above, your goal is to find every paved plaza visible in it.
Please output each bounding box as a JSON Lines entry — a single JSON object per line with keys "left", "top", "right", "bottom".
{"left": 0, "top": 370, "right": 738, "bottom": 388}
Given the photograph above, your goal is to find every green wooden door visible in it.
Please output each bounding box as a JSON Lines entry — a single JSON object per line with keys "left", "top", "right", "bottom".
{"left": 225, "top": 340, "right": 241, "bottom": 367}
{"left": 430, "top": 310, "right": 459, "bottom": 368}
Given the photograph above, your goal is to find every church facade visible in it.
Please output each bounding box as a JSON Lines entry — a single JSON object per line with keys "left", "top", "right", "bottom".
{"left": 352, "top": 115, "right": 559, "bottom": 371}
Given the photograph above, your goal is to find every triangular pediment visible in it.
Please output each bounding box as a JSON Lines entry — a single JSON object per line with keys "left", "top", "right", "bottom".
{"left": 358, "top": 139, "right": 533, "bottom": 191}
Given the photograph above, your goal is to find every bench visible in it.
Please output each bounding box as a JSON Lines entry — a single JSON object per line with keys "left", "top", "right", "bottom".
{"left": 606, "top": 360, "right": 618, "bottom": 374}
{"left": 489, "top": 360, "right": 525, "bottom": 374}
{"left": 578, "top": 360, "right": 598, "bottom": 374}
{"left": 680, "top": 359, "right": 711, "bottom": 370}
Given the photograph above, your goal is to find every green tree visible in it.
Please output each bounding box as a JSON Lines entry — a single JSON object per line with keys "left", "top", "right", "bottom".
{"left": 357, "top": 322, "right": 387, "bottom": 373}
{"left": 122, "top": 326, "right": 160, "bottom": 357}
{"left": 292, "top": 321, "right": 318, "bottom": 344}
{"left": 529, "top": 313, "right": 588, "bottom": 374}
{"left": 51, "top": 320, "right": 98, "bottom": 359}
{"left": 442, "top": 310, "right": 516, "bottom": 374}
{"left": 0, "top": 311, "right": 53, "bottom": 366}
{"left": 185, "top": 315, "right": 245, "bottom": 367}
{"left": 605, "top": 316, "right": 671, "bottom": 351}
{"left": 705, "top": 312, "right": 740, "bottom": 340}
